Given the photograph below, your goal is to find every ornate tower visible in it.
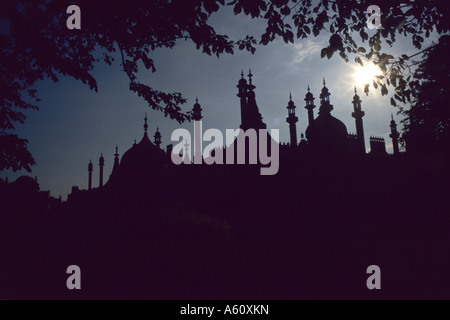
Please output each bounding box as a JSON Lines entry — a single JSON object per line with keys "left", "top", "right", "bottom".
{"left": 237, "top": 70, "right": 266, "bottom": 130}
{"left": 237, "top": 70, "right": 248, "bottom": 129}
{"left": 192, "top": 98, "right": 203, "bottom": 164}
{"left": 99, "top": 153, "right": 105, "bottom": 188}
{"left": 304, "top": 85, "right": 316, "bottom": 125}
{"left": 319, "top": 78, "right": 333, "bottom": 114}
{"left": 351, "top": 87, "right": 366, "bottom": 155}
{"left": 192, "top": 97, "right": 203, "bottom": 121}
{"left": 286, "top": 93, "right": 299, "bottom": 147}
{"left": 154, "top": 128, "right": 162, "bottom": 149}
{"left": 110, "top": 145, "right": 120, "bottom": 179}
{"left": 88, "top": 160, "right": 93, "bottom": 190}
{"left": 389, "top": 114, "right": 400, "bottom": 155}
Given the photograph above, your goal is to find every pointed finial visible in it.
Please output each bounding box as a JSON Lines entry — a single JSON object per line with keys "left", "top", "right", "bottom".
{"left": 241, "top": 69, "right": 244, "bottom": 78}
{"left": 134, "top": 138, "right": 137, "bottom": 145}
{"left": 391, "top": 113, "right": 394, "bottom": 120}
{"left": 157, "top": 126, "right": 159, "bottom": 132}
{"left": 289, "top": 92, "right": 292, "bottom": 101}
{"left": 307, "top": 84, "right": 310, "bottom": 92}
{"left": 115, "top": 145, "right": 119, "bottom": 157}
{"left": 248, "top": 69, "right": 253, "bottom": 85}
{"left": 354, "top": 86, "right": 357, "bottom": 94}
{"left": 323, "top": 77, "right": 326, "bottom": 86}
{"left": 195, "top": 96, "right": 198, "bottom": 103}
{"left": 144, "top": 112, "right": 148, "bottom": 133}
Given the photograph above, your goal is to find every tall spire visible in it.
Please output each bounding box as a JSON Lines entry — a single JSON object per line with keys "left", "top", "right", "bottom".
{"left": 352, "top": 87, "right": 366, "bottom": 155}
{"left": 110, "top": 145, "right": 120, "bottom": 179}
{"left": 88, "top": 160, "right": 93, "bottom": 190}
{"left": 305, "top": 85, "right": 316, "bottom": 125}
{"left": 144, "top": 112, "right": 148, "bottom": 134}
{"left": 390, "top": 114, "right": 400, "bottom": 155}
{"left": 286, "top": 93, "right": 299, "bottom": 147}
{"left": 99, "top": 153, "right": 105, "bottom": 188}
{"left": 248, "top": 69, "right": 253, "bottom": 86}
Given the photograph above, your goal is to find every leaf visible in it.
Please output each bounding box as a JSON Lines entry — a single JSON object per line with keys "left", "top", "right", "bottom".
{"left": 360, "top": 30, "right": 368, "bottom": 41}
{"left": 280, "top": 6, "right": 291, "bottom": 16}
{"left": 355, "top": 56, "right": 364, "bottom": 66}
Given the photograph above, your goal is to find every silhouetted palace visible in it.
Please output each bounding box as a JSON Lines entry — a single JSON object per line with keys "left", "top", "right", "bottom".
{"left": 68, "top": 70, "right": 401, "bottom": 202}
{"left": 2, "top": 71, "right": 449, "bottom": 300}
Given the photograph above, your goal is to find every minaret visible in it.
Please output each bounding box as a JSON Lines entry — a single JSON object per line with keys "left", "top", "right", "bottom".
{"left": 237, "top": 70, "right": 248, "bottom": 129}
{"left": 192, "top": 97, "right": 203, "bottom": 121}
{"left": 286, "top": 92, "right": 299, "bottom": 147}
{"left": 88, "top": 160, "right": 93, "bottom": 190}
{"left": 351, "top": 87, "right": 366, "bottom": 155}
{"left": 154, "top": 127, "right": 162, "bottom": 148}
{"left": 389, "top": 114, "right": 400, "bottom": 155}
{"left": 319, "top": 78, "right": 333, "bottom": 114}
{"left": 99, "top": 153, "right": 105, "bottom": 188}
{"left": 304, "top": 85, "right": 316, "bottom": 125}
{"left": 192, "top": 97, "right": 203, "bottom": 164}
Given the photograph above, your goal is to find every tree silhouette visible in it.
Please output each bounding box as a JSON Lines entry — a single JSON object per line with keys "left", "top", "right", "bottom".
{"left": 400, "top": 35, "right": 450, "bottom": 156}
{"left": 1, "top": 0, "right": 449, "bottom": 170}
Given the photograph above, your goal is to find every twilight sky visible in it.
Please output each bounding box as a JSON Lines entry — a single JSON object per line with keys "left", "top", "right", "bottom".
{"left": 1, "top": 5, "right": 427, "bottom": 199}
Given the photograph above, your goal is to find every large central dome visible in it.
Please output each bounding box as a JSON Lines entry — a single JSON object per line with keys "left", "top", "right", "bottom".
{"left": 109, "top": 115, "right": 169, "bottom": 188}
{"left": 305, "top": 112, "right": 348, "bottom": 145}
{"left": 120, "top": 132, "right": 167, "bottom": 175}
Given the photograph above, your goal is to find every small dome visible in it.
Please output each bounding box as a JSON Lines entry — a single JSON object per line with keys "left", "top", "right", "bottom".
{"left": 305, "top": 91, "right": 314, "bottom": 100}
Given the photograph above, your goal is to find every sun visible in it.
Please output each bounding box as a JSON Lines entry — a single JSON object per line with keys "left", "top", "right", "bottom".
{"left": 354, "top": 62, "right": 383, "bottom": 86}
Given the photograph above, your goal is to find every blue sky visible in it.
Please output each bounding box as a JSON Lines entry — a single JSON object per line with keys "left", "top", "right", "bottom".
{"left": 1, "top": 6, "right": 424, "bottom": 199}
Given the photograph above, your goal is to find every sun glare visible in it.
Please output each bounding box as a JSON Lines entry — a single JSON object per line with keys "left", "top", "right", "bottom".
{"left": 354, "top": 62, "right": 383, "bottom": 85}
